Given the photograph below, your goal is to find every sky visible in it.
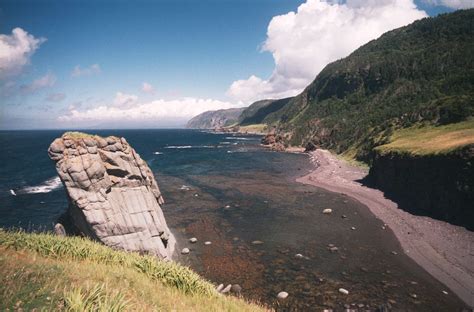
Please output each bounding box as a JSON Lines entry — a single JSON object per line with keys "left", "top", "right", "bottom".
{"left": 0, "top": 0, "right": 471, "bottom": 129}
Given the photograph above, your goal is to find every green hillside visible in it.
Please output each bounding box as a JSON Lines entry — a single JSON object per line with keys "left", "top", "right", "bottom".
{"left": 242, "top": 10, "right": 474, "bottom": 161}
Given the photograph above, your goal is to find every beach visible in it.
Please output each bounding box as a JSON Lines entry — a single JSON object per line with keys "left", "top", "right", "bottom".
{"left": 297, "top": 149, "right": 474, "bottom": 307}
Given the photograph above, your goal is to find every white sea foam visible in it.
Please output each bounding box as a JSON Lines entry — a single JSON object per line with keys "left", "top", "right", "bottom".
{"left": 164, "top": 145, "right": 216, "bottom": 149}
{"left": 21, "top": 176, "right": 62, "bottom": 194}
{"left": 225, "top": 137, "right": 254, "bottom": 140}
{"left": 154, "top": 151, "right": 164, "bottom": 155}
{"left": 164, "top": 145, "right": 193, "bottom": 149}
{"left": 10, "top": 189, "right": 16, "bottom": 196}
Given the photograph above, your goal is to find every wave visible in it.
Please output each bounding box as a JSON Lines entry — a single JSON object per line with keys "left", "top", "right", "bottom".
{"left": 154, "top": 152, "right": 164, "bottom": 155}
{"left": 21, "top": 176, "right": 62, "bottom": 194}
{"left": 164, "top": 145, "right": 216, "bottom": 149}
{"left": 225, "top": 137, "right": 254, "bottom": 140}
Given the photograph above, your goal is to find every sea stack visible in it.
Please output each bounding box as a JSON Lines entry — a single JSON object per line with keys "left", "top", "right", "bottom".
{"left": 48, "top": 132, "right": 176, "bottom": 260}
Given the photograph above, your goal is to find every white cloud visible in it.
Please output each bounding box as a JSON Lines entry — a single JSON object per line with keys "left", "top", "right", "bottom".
{"left": 45, "top": 92, "right": 66, "bottom": 102}
{"left": 227, "top": 0, "right": 427, "bottom": 104}
{"left": 58, "top": 97, "right": 237, "bottom": 127}
{"left": 71, "top": 64, "right": 101, "bottom": 77}
{"left": 0, "top": 28, "right": 45, "bottom": 79}
{"left": 113, "top": 92, "right": 138, "bottom": 108}
{"left": 142, "top": 82, "right": 155, "bottom": 94}
{"left": 423, "top": 0, "right": 474, "bottom": 9}
{"left": 20, "top": 72, "right": 56, "bottom": 93}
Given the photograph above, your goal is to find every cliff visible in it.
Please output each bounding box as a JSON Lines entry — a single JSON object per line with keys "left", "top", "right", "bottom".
{"left": 367, "top": 120, "right": 474, "bottom": 229}
{"left": 48, "top": 132, "right": 176, "bottom": 259}
{"left": 186, "top": 107, "right": 245, "bottom": 129}
{"left": 368, "top": 145, "right": 474, "bottom": 230}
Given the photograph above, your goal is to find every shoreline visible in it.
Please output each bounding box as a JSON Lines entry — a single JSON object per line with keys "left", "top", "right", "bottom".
{"left": 296, "top": 149, "right": 474, "bottom": 307}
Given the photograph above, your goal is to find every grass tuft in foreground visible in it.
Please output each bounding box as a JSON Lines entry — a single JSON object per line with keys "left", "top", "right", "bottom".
{"left": 0, "top": 230, "right": 267, "bottom": 311}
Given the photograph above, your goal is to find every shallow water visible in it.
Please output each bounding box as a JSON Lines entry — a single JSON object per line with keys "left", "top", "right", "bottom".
{"left": 0, "top": 129, "right": 467, "bottom": 310}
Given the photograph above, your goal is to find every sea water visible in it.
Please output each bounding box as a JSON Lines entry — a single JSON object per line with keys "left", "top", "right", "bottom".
{"left": 0, "top": 129, "right": 466, "bottom": 310}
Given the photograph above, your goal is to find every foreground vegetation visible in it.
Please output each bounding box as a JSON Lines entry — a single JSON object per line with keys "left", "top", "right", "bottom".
{"left": 0, "top": 230, "right": 266, "bottom": 311}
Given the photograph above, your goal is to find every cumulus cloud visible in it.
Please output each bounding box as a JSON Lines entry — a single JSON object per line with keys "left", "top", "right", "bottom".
{"left": 113, "top": 92, "right": 138, "bottom": 108}
{"left": 45, "top": 92, "right": 66, "bottom": 102}
{"left": 0, "top": 28, "right": 45, "bottom": 79}
{"left": 423, "top": 0, "right": 474, "bottom": 9}
{"left": 142, "top": 82, "right": 155, "bottom": 94}
{"left": 58, "top": 97, "right": 237, "bottom": 127}
{"left": 71, "top": 64, "right": 101, "bottom": 77}
{"left": 20, "top": 72, "right": 56, "bottom": 93}
{"left": 227, "top": 0, "right": 427, "bottom": 104}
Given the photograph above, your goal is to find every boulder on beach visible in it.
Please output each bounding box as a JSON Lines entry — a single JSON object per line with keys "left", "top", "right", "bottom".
{"left": 48, "top": 132, "right": 176, "bottom": 260}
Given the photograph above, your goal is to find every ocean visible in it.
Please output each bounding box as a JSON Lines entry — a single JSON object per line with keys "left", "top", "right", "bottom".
{"left": 0, "top": 129, "right": 465, "bottom": 310}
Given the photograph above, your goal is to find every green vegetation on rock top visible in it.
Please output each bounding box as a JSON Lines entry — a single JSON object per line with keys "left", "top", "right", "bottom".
{"left": 62, "top": 131, "right": 96, "bottom": 139}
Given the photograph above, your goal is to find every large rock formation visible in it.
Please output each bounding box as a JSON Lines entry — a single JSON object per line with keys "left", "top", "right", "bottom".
{"left": 48, "top": 132, "right": 176, "bottom": 260}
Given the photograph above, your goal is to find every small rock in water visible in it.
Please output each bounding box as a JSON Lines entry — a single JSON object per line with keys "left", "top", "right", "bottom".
{"left": 410, "top": 293, "right": 418, "bottom": 299}
{"left": 204, "top": 241, "right": 212, "bottom": 245}
{"left": 233, "top": 237, "right": 239, "bottom": 241}
{"left": 357, "top": 303, "right": 365, "bottom": 308}
{"left": 328, "top": 243, "right": 335, "bottom": 248}
{"left": 323, "top": 208, "right": 333, "bottom": 214}
{"left": 216, "top": 284, "right": 224, "bottom": 292}
{"left": 231, "top": 284, "right": 242, "bottom": 293}
{"left": 221, "top": 284, "right": 232, "bottom": 294}
{"left": 295, "top": 253, "right": 304, "bottom": 259}
{"left": 224, "top": 205, "right": 231, "bottom": 209}
{"left": 181, "top": 248, "right": 190, "bottom": 254}
{"left": 409, "top": 281, "right": 418, "bottom": 285}
{"left": 391, "top": 251, "right": 398, "bottom": 255}
{"left": 277, "top": 291, "right": 289, "bottom": 299}
{"left": 54, "top": 223, "right": 67, "bottom": 236}
{"left": 329, "top": 246, "right": 339, "bottom": 252}
{"left": 341, "top": 214, "right": 347, "bottom": 219}
{"left": 251, "top": 240, "right": 264, "bottom": 245}
{"left": 351, "top": 226, "right": 356, "bottom": 230}
{"left": 189, "top": 237, "right": 198, "bottom": 243}
{"left": 442, "top": 290, "right": 448, "bottom": 295}
{"left": 339, "top": 288, "right": 349, "bottom": 295}
{"left": 194, "top": 193, "right": 199, "bottom": 197}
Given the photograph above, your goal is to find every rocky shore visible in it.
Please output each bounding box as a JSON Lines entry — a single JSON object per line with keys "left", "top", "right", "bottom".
{"left": 297, "top": 149, "right": 474, "bottom": 307}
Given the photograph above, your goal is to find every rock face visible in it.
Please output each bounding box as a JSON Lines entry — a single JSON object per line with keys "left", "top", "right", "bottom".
{"left": 48, "top": 132, "right": 176, "bottom": 259}
{"left": 368, "top": 145, "right": 474, "bottom": 230}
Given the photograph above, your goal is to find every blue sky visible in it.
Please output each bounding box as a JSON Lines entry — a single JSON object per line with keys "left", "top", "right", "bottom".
{"left": 0, "top": 0, "right": 465, "bottom": 129}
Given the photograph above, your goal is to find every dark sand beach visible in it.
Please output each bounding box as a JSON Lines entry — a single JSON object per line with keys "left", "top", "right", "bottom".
{"left": 297, "top": 149, "right": 474, "bottom": 307}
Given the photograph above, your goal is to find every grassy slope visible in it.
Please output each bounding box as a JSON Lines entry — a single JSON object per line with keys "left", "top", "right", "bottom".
{"left": 0, "top": 230, "right": 266, "bottom": 312}
{"left": 376, "top": 119, "right": 474, "bottom": 155}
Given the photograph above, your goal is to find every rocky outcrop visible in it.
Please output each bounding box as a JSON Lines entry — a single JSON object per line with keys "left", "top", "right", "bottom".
{"left": 367, "top": 145, "right": 474, "bottom": 230}
{"left": 261, "top": 133, "right": 286, "bottom": 151}
{"left": 48, "top": 132, "right": 176, "bottom": 259}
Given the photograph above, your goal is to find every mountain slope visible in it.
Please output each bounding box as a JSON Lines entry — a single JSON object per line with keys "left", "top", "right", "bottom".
{"left": 186, "top": 108, "right": 245, "bottom": 129}
{"left": 238, "top": 98, "right": 293, "bottom": 126}
{"left": 257, "top": 9, "right": 474, "bottom": 161}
